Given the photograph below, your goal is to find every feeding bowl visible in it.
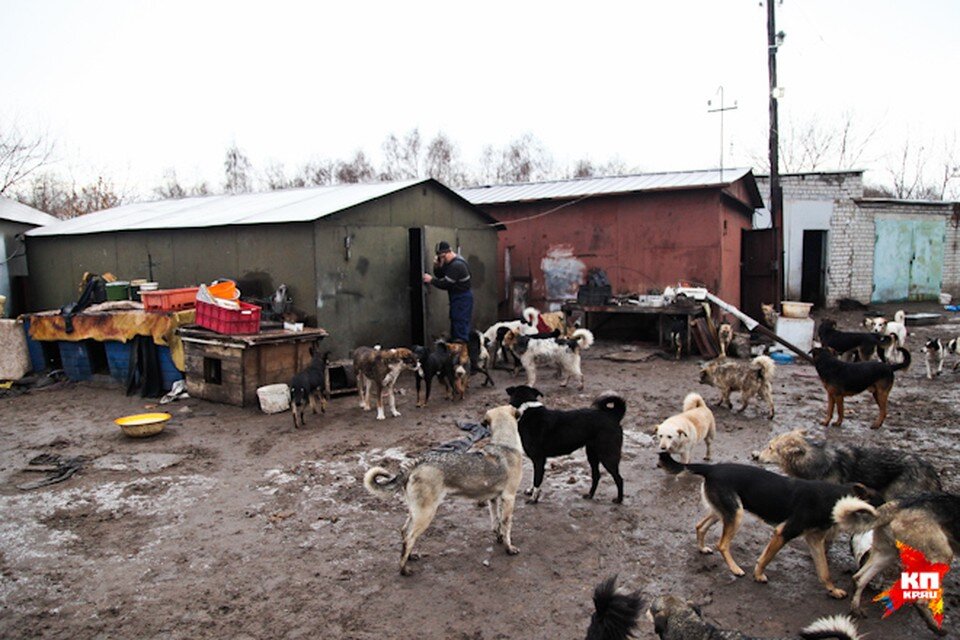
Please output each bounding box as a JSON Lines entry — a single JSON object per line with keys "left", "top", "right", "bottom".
{"left": 114, "top": 412, "right": 171, "bottom": 438}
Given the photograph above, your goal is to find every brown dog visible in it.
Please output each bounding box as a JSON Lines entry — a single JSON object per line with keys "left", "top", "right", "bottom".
{"left": 810, "top": 346, "right": 910, "bottom": 429}
{"left": 353, "top": 346, "right": 422, "bottom": 420}
{"left": 699, "top": 355, "right": 776, "bottom": 419}
{"left": 444, "top": 341, "right": 470, "bottom": 400}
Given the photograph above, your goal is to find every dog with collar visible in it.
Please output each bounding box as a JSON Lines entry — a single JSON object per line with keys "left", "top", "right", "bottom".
{"left": 363, "top": 405, "right": 524, "bottom": 575}
{"left": 353, "top": 345, "right": 422, "bottom": 420}
{"left": 506, "top": 385, "right": 626, "bottom": 503}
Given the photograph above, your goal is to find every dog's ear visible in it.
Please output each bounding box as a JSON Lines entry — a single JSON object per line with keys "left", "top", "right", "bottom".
{"left": 851, "top": 483, "right": 871, "bottom": 499}
{"left": 648, "top": 424, "right": 660, "bottom": 435}
{"left": 677, "top": 430, "right": 687, "bottom": 440}
{"left": 533, "top": 387, "right": 544, "bottom": 398}
{"left": 505, "top": 386, "right": 516, "bottom": 395}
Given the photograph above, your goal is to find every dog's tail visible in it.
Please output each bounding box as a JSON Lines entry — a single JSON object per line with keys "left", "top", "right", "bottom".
{"left": 799, "top": 614, "right": 862, "bottom": 640}
{"left": 682, "top": 392, "right": 706, "bottom": 412}
{"left": 889, "top": 347, "right": 911, "bottom": 371}
{"left": 585, "top": 576, "right": 643, "bottom": 640}
{"left": 572, "top": 328, "right": 595, "bottom": 350}
{"left": 894, "top": 309, "right": 905, "bottom": 324}
{"left": 751, "top": 354, "right": 775, "bottom": 380}
{"left": 523, "top": 306, "right": 538, "bottom": 325}
{"left": 593, "top": 392, "right": 627, "bottom": 422}
{"left": 657, "top": 451, "right": 711, "bottom": 477}
{"left": 832, "top": 496, "right": 899, "bottom": 534}
{"left": 363, "top": 466, "right": 407, "bottom": 498}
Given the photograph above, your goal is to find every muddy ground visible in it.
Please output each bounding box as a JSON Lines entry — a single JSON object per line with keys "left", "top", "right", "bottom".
{"left": 2, "top": 302, "right": 959, "bottom": 639}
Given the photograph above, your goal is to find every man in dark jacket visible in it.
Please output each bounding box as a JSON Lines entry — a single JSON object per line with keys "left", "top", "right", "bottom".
{"left": 423, "top": 241, "right": 473, "bottom": 342}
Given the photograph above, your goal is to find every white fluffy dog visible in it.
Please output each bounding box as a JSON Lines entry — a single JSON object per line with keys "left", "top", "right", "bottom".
{"left": 655, "top": 392, "right": 716, "bottom": 463}
{"left": 504, "top": 328, "right": 594, "bottom": 389}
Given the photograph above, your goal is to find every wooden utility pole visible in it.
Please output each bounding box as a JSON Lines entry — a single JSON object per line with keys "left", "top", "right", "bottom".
{"left": 767, "top": 0, "right": 784, "bottom": 305}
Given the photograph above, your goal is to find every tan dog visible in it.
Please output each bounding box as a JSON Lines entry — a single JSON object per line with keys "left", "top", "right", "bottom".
{"left": 717, "top": 322, "right": 733, "bottom": 357}
{"left": 655, "top": 392, "right": 716, "bottom": 463}
{"left": 363, "top": 405, "right": 524, "bottom": 575}
{"left": 699, "top": 355, "right": 776, "bottom": 419}
{"left": 760, "top": 303, "right": 779, "bottom": 330}
{"left": 353, "top": 346, "right": 422, "bottom": 420}
{"left": 523, "top": 306, "right": 569, "bottom": 335}
{"left": 444, "top": 341, "right": 470, "bottom": 400}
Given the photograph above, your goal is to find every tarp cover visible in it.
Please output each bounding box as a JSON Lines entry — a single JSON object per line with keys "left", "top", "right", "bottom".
{"left": 27, "top": 307, "right": 195, "bottom": 371}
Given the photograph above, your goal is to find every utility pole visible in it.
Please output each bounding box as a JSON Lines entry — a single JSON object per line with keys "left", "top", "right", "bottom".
{"left": 767, "top": 0, "right": 784, "bottom": 305}
{"left": 707, "top": 86, "right": 738, "bottom": 183}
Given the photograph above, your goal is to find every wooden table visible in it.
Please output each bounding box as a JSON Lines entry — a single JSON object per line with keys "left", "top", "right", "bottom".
{"left": 561, "top": 302, "right": 705, "bottom": 354}
{"left": 179, "top": 326, "right": 328, "bottom": 407}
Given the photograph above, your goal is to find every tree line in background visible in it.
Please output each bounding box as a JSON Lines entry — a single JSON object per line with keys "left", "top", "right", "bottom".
{"left": 1, "top": 119, "right": 957, "bottom": 219}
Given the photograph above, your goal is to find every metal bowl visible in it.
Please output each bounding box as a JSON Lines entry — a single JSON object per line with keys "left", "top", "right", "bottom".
{"left": 114, "top": 413, "right": 171, "bottom": 438}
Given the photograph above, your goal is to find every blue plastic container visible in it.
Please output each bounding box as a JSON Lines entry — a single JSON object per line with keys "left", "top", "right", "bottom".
{"left": 157, "top": 345, "right": 183, "bottom": 391}
{"left": 58, "top": 341, "right": 93, "bottom": 381}
{"left": 769, "top": 351, "right": 795, "bottom": 365}
{"left": 104, "top": 341, "right": 132, "bottom": 383}
{"left": 22, "top": 319, "right": 46, "bottom": 373}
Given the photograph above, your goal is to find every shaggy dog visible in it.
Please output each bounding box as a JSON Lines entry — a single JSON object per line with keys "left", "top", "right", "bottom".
{"left": 659, "top": 452, "right": 881, "bottom": 598}
{"left": 817, "top": 319, "right": 887, "bottom": 362}
{"left": 834, "top": 492, "right": 960, "bottom": 634}
{"left": 698, "top": 355, "right": 776, "bottom": 419}
{"left": 523, "top": 306, "right": 569, "bottom": 335}
{"left": 505, "top": 328, "right": 595, "bottom": 389}
{"left": 353, "top": 346, "right": 422, "bottom": 420}
{"left": 506, "top": 385, "right": 626, "bottom": 503}
{"left": 717, "top": 322, "right": 734, "bottom": 357}
{"left": 655, "top": 392, "right": 716, "bottom": 463}
{"left": 922, "top": 337, "right": 945, "bottom": 379}
{"left": 810, "top": 346, "right": 910, "bottom": 429}
{"left": 585, "top": 576, "right": 643, "bottom": 640}
{"left": 646, "top": 595, "right": 862, "bottom": 639}
{"left": 363, "top": 405, "right": 523, "bottom": 575}
{"left": 289, "top": 347, "right": 328, "bottom": 429}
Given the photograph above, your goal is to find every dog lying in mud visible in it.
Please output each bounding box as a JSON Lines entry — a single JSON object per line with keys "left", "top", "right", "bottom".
{"left": 507, "top": 385, "right": 625, "bottom": 503}
{"left": 646, "top": 594, "right": 862, "bottom": 639}
{"left": 363, "top": 405, "right": 523, "bottom": 575}
{"left": 658, "top": 451, "right": 882, "bottom": 598}
{"left": 698, "top": 355, "right": 776, "bottom": 418}
{"left": 834, "top": 492, "right": 960, "bottom": 634}
{"left": 810, "top": 346, "right": 910, "bottom": 429}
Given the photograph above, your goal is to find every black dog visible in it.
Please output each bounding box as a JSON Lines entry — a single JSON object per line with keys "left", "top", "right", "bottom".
{"left": 412, "top": 341, "right": 458, "bottom": 407}
{"left": 658, "top": 452, "right": 882, "bottom": 599}
{"left": 584, "top": 576, "right": 642, "bottom": 640}
{"left": 810, "top": 346, "right": 910, "bottom": 429}
{"left": 289, "top": 347, "right": 328, "bottom": 429}
{"left": 817, "top": 319, "right": 889, "bottom": 361}
{"left": 506, "top": 385, "right": 626, "bottom": 503}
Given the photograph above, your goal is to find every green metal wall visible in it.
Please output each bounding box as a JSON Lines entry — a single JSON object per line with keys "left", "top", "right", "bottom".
{"left": 25, "top": 183, "right": 499, "bottom": 358}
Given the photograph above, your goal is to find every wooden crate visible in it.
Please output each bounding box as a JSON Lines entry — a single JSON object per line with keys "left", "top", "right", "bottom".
{"left": 180, "top": 326, "right": 328, "bottom": 407}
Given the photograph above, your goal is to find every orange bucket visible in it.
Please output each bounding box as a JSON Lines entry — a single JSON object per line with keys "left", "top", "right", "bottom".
{"left": 207, "top": 279, "right": 238, "bottom": 300}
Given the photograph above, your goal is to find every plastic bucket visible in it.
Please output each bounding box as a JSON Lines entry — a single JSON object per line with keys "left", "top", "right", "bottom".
{"left": 257, "top": 383, "right": 291, "bottom": 414}
{"left": 106, "top": 281, "right": 131, "bottom": 301}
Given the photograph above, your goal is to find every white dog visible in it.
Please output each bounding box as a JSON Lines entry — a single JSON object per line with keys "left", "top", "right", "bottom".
{"left": 504, "top": 328, "right": 594, "bottom": 389}
{"left": 865, "top": 310, "right": 907, "bottom": 346}
{"left": 655, "top": 392, "right": 716, "bottom": 463}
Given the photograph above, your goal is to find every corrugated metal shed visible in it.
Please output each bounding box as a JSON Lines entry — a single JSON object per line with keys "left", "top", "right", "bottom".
{"left": 459, "top": 168, "right": 759, "bottom": 205}
{"left": 28, "top": 179, "right": 484, "bottom": 237}
{"left": 0, "top": 197, "right": 58, "bottom": 226}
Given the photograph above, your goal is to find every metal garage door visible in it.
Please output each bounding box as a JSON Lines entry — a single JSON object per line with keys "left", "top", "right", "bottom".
{"left": 873, "top": 216, "right": 945, "bottom": 302}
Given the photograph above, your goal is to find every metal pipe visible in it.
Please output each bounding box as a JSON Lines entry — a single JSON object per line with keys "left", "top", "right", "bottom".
{"left": 705, "top": 292, "right": 814, "bottom": 364}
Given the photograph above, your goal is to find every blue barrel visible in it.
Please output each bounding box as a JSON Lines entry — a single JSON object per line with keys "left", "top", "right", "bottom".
{"left": 58, "top": 341, "right": 93, "bottom": 381}
{"left": 156, "top": 345, "right": 183, "bottom": 391}
{"left": 104, "top": 341, "right": 132, "bottom": 383}
{"left": 22, "top": 319, "right": 46, "bottom": 373}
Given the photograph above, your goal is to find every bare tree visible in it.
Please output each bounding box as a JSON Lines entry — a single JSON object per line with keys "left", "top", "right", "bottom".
{"left": 17, "top": 172, "right": 71, "bottom": 216}
{"left": 752, "top": 112, "right": 878, "bottom": 174}
{"left": 495, "top": 133, "right": 553, "bottom": 183}
{"left": 263, "top": 162, "right": 300, "bottom": 191}
{"left": 424, "top": 132, "right": 466, "bottom": 186}
{"left": 335, "top": 151, "right": 375, "bottom": 184}
{"left": 19, "top": 173, "right": 124, "bottom": 219}
{"left": 68, "top": 176, "right": 122, "bottom": 217}
{"left": 223, "top": 143, "right": 253, "bottom": 194}
{"left": 297, "top": 159, "right": 335, "bottom": 186}
{"left": 0, "top": 121, "right": 54, "bottom": 196}
{"left": 154, "top": 168, "right": 187, "bottom": 199}
{"left": 380, "top": 128, "right": 422, "bottom": 180}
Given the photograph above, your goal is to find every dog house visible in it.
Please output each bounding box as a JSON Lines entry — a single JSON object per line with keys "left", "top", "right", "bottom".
{"left": 179, "top": 326, "right": 328, "bottom": 407}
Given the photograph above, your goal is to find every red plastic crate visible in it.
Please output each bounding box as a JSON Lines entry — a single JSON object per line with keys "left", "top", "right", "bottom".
{"left": 140, "top": 287, "right": 200, "bottom": 312}
{"left": 195, "top": 300, "right": 261, "bottom": 334}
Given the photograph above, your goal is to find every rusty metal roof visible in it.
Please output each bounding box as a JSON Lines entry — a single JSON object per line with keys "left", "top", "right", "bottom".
{"left": 28, "top": 179, "right": 501, "bottom": 237}
{"left": 458, "top": 167, "right": 757, "bottom": 205}
{"left": 0, "top": 197, "right": 58, "bottom": 226}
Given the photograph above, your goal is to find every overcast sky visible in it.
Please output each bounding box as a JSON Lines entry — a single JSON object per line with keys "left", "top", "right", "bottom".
{"left": 2, "top": 0, "right": 958, "bottom": 196}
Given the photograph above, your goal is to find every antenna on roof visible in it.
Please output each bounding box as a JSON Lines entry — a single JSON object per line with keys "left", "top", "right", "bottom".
{"left": 707, "top": 86, "right": 738, "bottom": 183}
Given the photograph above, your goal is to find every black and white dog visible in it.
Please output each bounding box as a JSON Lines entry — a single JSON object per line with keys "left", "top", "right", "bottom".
{"left": 506, "top": 385, "right": 626, "bottom": 504}
{"left": 922, "top": 337, "right": 945, "bottom": 379}
{"left": 504, "top": 328, "right": 594, "bottom": 389}
{"left": 289, "top": 346, "right": 328, "bottom": 429}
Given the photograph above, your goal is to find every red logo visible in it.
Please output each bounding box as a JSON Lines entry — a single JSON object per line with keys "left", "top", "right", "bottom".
{"left": 874, "top": 541, "right": 949, "bottom": 629}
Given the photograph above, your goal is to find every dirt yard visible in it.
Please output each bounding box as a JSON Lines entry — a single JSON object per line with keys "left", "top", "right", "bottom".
{"left": 2, "top": 302, "right": 959, "bottom": 639}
